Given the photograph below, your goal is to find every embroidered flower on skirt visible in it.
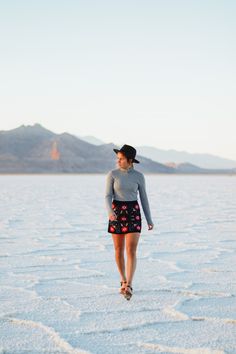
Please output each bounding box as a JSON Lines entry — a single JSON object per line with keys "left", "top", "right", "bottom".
{"left": 108, "top": 199, "right": 142, "bottom": 234}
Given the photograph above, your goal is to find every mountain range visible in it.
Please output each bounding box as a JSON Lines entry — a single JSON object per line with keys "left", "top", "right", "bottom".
{"left": 78, "top": 136, "right": 236, "bottom": 170}
{"left": 0, "top": 124, "right": 235, "bottom": 174}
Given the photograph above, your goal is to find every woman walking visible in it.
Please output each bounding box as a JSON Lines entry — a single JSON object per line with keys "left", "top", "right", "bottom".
{"left": 105, "top": 144, "right": 154, "bottom": 300}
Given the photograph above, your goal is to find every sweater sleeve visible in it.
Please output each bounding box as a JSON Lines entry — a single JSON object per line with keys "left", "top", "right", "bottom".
{"left": 105, "top": 171, "right": 115, "bottom": 216}
{"left": 138, "top": 173, "right": 154, "bottom": 225}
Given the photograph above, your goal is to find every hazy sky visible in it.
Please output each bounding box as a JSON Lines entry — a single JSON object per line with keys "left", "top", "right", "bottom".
{"left": 0, "top": 0, "right": 235, "bottom": 160}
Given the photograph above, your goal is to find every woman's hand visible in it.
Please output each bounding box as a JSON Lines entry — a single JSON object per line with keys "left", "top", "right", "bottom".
{"left": 109, "top": 212, "right": 117, "bottom": 221}
{"left": 148, "top": 223, "right": 154, "bottom": 230}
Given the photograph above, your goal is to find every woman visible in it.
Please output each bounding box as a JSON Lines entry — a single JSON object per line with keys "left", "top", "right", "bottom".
{"left": 105, "top": 144, "right": 154, "bottom": 300}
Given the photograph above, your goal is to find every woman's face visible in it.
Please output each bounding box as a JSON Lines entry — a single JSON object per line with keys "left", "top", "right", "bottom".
{"left": 116, "top": 152, "right": 132, "bottom": 169}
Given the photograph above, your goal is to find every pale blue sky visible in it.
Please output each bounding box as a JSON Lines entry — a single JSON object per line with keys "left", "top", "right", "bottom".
{"left": 0, "top": 0, "right": 235, "bottom": 160}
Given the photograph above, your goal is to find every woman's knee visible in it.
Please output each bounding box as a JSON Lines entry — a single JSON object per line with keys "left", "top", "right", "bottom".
{"left": 126, "top": 247, "right": 136, "bottom": 257}
{"left": 114, "top": 246, "right": 124, "bottom": 257}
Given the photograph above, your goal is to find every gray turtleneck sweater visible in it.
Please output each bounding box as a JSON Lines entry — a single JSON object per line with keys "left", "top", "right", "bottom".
{"left": 105, "top": 166, "right": 154, "bottom": 225}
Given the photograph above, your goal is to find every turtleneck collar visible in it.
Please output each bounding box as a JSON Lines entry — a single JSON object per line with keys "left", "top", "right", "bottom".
{"left": 119, "top": 165, "right": 134, "bottom": 173}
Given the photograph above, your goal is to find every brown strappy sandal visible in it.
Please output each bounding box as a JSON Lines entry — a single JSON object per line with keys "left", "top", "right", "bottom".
{"left": 124, "top": 284, "right": 133, "bottom": 300}
{"left": 119, "top": 280, "right": 127, "bottom": 294}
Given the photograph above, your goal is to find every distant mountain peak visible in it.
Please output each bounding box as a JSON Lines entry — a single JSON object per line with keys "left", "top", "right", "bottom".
{"left": 9, "top": 123, "right": 55, "bottom": 136}
{"left": 18, "top": 123, "right": 45, "bottom": 130}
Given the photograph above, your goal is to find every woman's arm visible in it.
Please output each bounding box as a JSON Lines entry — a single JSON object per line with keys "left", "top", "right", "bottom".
{"left": 105, "top": 171, "right": 115, "bottom": 217}
{"left": 138, "top": 173, "right": 154, "bottom": 226}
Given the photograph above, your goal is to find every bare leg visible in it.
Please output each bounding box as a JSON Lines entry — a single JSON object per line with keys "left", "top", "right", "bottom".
{"left": 125, "top": 232, "right": 140, "bottom": 286}
{"left": 112, "top": 233, "right": 126, "bottom": 281}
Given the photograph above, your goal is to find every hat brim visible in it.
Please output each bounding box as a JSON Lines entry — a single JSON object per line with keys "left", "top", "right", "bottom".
{"left": 113, "top": 148, "right": 140, "bottom": 163}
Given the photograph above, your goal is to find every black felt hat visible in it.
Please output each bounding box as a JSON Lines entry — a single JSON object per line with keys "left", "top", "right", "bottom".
{"left": 113, "top": 144, "right": 140, "bottom": 163}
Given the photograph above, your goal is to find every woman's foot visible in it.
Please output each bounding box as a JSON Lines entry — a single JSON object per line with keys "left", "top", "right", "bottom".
{"left": 119, "top": 280, "right": 127, "bottom": 294}
{"left": 124, "top": 284, "right": 133, "bottom": 300}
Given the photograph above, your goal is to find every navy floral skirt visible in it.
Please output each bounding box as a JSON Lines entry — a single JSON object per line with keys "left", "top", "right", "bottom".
{"left": 108, "top": 199, "right": 142, "bottom": 234}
